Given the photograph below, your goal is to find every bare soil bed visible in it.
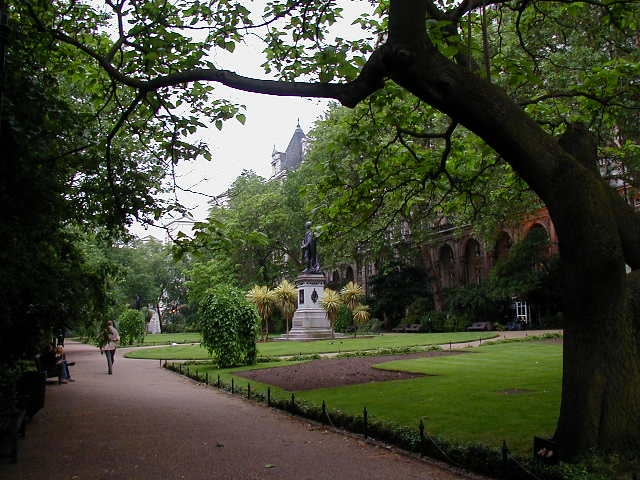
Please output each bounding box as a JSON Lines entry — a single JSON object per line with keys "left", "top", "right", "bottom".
{"left": 235, "top": 350, "right": 468, "bottom": 391}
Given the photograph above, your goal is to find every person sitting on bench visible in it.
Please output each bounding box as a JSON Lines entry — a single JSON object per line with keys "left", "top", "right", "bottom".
{"left": 55, "top": 346, "right": 75, "bottom": 384}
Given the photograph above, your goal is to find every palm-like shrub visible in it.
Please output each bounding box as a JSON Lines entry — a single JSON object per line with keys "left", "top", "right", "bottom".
{"left": 320, "top": 288, "right": 342, "bottom": 338}
{"left": 273, "top": 280, "right": 297, "bottom": 337}
{"left": 352, "top": 304, "right": 371, "bottom": 327}
{"left": 340, "top": 281, "right": 364, "bottom": 311}
{"left": 246, "top": 285, "right": 276, "bottom": 341}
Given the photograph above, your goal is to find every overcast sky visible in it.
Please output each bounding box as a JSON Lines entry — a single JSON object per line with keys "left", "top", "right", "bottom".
{"left": 131, "top": 93, "right": 330, "bottom": 240}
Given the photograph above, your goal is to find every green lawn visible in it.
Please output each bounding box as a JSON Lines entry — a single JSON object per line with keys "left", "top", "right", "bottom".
{"left": 125, "top": 332, "right": 498, "bottom": 359}
{"left": 141, "top": 332, "right": 202, "bottom": 345}
{"left": 301, "top": 342, "right": 561, "bottom": 455}
{"left": 184, "top": 341, "right": 561, "bottom": 456}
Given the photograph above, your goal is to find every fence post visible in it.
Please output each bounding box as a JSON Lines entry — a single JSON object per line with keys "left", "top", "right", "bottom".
{"left": 322, "top": 400, "right": 327, "bottom": 425}
{"left": 363, "top": 407, "right": 368, "bottom": 439}
{"left": 205, "top": 372, "right": 209, "bottom": 385}
{"left": 290, "top": 393, "right": 295, "bottom": 412}
{"left": 231, "top": 377, "right": 234, "bottom": 394}
{"left": 217, "top": 374, "right": 221, "bottom": 388}
{"left": 501, "top": 440, "right": 509, "bottom": 472}
{"left": 267, "top": 387, "right": 271, "bottom": 406}
{"left": 419, "top": 419, "right": 426, "bottom": 455}
{"left": 247, "top": 383, "right": 251, "bottom": 400}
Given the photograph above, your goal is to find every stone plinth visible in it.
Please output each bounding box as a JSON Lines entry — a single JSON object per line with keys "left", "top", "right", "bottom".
{"left": 147, "top": 306, "right": 162, "bottom": 334}
{"left": 285, "top": 272, "right": 333, "bottom": 340}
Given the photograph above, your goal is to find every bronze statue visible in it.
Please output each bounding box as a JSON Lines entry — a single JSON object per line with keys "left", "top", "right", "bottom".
{"left": 301, "top": 221, "right": 320, "bottom": 273}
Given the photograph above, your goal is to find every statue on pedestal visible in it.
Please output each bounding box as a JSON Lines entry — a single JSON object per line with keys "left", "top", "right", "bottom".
{"left": 301, "top": 221, "right": 320, "bottom": 273}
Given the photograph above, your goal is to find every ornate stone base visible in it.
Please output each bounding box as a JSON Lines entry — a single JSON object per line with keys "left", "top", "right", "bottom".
{"left": 283, "top": 272, "right": 334, "bottom": 341}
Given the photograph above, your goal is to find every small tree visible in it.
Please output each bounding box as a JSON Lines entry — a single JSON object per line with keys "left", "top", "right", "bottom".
{"left": 339, "top": 281, "right": 368, "bottom": 337}
{"left": 320, "top": 288, "right": 342, "bottom": 338}
{"left": 273, "top": 280, "right": 297, "bottom": 338}
{"left": 352, "top": 304, "right": 371, "bottom": 337}
{"left": 199, "top": 285, "right": 259, "bottom": 368}
{"left": 246, "top": 285, "right": 276, "bottom": 341}
{"left": 118, "top": 308, "right": 147, "bottom": 346}
{"left": 340, "top": 281, "right": 364, "bottom": 312}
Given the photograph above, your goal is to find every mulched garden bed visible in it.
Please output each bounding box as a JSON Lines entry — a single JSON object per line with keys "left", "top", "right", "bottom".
{"left": 235, "top": 350, "right": 468, "bottom": 391}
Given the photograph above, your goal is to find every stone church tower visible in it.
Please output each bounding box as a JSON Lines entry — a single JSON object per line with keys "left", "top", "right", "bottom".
{"left": 270, "top": 122, "right": 307, "bottom": 179}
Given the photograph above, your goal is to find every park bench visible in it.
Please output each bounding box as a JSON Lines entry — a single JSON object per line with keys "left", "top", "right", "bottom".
{"left": 35, "top": 352, "right": 61, "bottom": 380}
{"left": 467, "top": 321, "right": 493, "bottom": 331}
{"left": 392, "top": 323, "right": 422, "bottom": 333}
{"left": 0, "top": 408, "right": 26, "bottom": 463}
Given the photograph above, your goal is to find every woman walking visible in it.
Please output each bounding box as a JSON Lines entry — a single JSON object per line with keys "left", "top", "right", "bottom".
{"left": 100, "top": 320, "right": 120, "bottom": 374}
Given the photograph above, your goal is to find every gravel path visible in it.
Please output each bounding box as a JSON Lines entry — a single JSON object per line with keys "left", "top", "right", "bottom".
{"left": 1, "top": 341, "right": 483, "bottom": 480}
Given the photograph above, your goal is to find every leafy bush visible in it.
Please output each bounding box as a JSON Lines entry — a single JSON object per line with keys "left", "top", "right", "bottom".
{"left": 334, "top": 304, "right": 353, "bottom": 332}
{"left": 445, "top": 283, "right": 510, "bottom": 326}
{"left": 369, "top": 263, "right": 431, "bottom": 329}
{"left": 199, "top": 285, "right": 259, "bottom": 368}
{"left": 405, "top": 296, "right": 435, "bottom": 324}
{"left": 118, "top": 308, "right": 146, "bottom": 345}
{"left": 421, "top": 310, "right": 468, "bottom": 332}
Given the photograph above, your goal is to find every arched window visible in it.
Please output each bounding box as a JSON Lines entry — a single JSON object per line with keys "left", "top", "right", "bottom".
{"left": 345, "top": 266, "right": 355, "bottom": 283}
{"left": 525, "top": 223, "right": 551, "bottom": 270}
{"left": 494, "top": 231, "right": 512, "bottom": 261}
{"left": 438, "top": 244, "right": 455, "bottom": 288}
{"left": 526, "top": 223, "right": 549, "bottom": 244}
{"left": 464, "top": 238, "right": 483, "bottom": 285}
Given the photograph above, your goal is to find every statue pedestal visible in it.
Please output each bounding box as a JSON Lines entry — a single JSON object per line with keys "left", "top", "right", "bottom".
{"left": 147, "top": 306, "right": 162, "bottom": 334}
{"left": 285, "top": 272, "right": 334, "bottom": 340}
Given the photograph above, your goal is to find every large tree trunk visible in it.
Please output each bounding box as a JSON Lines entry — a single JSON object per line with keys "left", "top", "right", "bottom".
{"left": 381, "top": 0, "right": 640, "bottom": 458}
{"left": 544, "top": 140, "right": 640, "bottom": 457}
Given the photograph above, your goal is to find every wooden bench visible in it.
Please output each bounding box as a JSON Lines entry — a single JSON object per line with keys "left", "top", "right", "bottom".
{"left": 392, "top": 323, "right": 422, "bottom": 333}
{"left": 35, "top": 353, "right": 61, "bottom": 380}
{"left": 0, "top": 409, "right": 26, "bottom": 463}
{"left": 467, "top": 321, "right": 493, "bottom": 331}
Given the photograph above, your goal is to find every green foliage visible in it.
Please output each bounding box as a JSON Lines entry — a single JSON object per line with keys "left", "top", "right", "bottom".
{"left": 301, "top": 96, "right": 537, "bottom": 266}
{"left": 319, "top": 288, "right": 342, "bottom": 335}
{"left": 273, "top": 280, "right": 298, "bottom": 335}
{"left": 199, "top": 285, "right": 259, "bottom": 367}
{"left": 246, "top": 285, "right": 277, "bottom": 339}
{"left": 404, "top": 297, "right": 435, "bottom": 325}
{"left": 182, "top": 171, "right": 307, "bottom": 289}
{"left": 108, "top": 239, "right": 192, "bottom": 332}
{"left": 445, "top": 283, "right": 510, "bottom": 326}
{"left": 369, "top": 264, "right": 431, "bottom": 329}
{"left": 117, "top": 309, "right": 147, "bottom": 346}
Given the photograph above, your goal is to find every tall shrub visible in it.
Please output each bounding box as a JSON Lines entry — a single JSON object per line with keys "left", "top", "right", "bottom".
{"left": 118, "top": 308, "right": 147, "bottom": 345}
{"left": 199, "top": 285, "right": 259, "bottom": 368}
{"left": 319, "top": 288, "right": 342, "bottom": 338}
{"left": 246, "top": 285, "right": 276, "bottom": 341}
{"left": 273, "top": 280, "right": 297, "bottom": 337}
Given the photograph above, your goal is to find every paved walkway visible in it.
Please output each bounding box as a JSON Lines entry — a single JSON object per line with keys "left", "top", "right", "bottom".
{"left": 2, "top": 341, "right": 486, "bottom": 480}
